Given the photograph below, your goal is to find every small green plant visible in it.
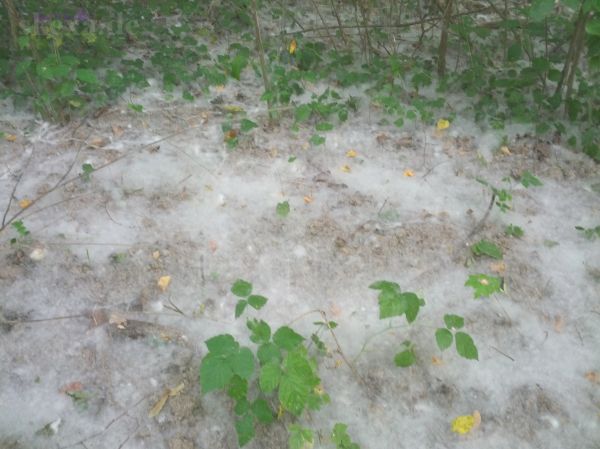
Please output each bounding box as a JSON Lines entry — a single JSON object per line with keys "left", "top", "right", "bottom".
{"left": 10, "top": 219, "right": 31, "bottom": 245}
{"left": 505, "top": 224, "right": 524, "bottom": 238}
{"left": 276, "top": 201, "right": 290, "bottom": 218}
{"left": 331, "top": 423, "right": 361, "bottom": 449}
{"left": 575, "top": 225, "right": 600, "bottom": 240}
{"left": 465, "top": 274, "right": 503, "bottom": 298}
{"left": 519, "top": 171, "right": 543, "bottom": 188}
{"left": 435, "top": 314, "right": 479, "bottom": 361}
{"left": 199, "top": 280, "right": 329, "bottom": 447}
{"left": 471, "top": 240, "right": 503, "bottom": 259}
{"left": 81, "top": 163, "right": 94, "bottom": 181}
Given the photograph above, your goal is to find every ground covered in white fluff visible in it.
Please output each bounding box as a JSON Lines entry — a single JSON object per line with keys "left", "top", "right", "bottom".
{"left": 0, "top": 77, "right": 599, "bottom": 449}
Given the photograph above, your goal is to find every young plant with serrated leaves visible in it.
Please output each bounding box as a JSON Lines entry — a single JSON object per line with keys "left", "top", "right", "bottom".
{"left": 10, "top": 219, "right": 31, "bottom": 246}
{"left": 471, "top": 240, "right": 503, "bottom": 260}
{"left": 465, "top": 274, "right": 504, "bottom": 298}
{"left": 575, "top": 225, "right": 600, "bottom": 241}
{"left": 199, "top": 279, "right": 329, "bottom": 447}
{"left": 369, "top": 280, "right": 425, "bottom": 368}
{"left": 331, "top": 422, "right": 361, "bottom": 449}
{"left": 435, "top": 314, "right": 478, "bottom": 361}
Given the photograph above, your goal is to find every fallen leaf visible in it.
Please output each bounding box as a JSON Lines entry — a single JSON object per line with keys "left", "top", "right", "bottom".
{"left": 376, "top": 133, "right": 390, "bottom": 145}
{"left": 436, "top": 119, "right": 450, "bottom": 130}
{"left": 500, "top": 145, "right": 511, "bottom": 155}
{"left": 431, "top": 356, "right": 444, "bottom": 366}
{"left": 303, "top": 195, "right": 313, "bottom": 204}
{"left": 289, "top": 38, "right": 297, "bottom": 55}
{"left": 490, "top": 261, "right": 506, "bottom": 274}
{"left": 60, "top": 382, "right": 83, "bottom": 394}
{"left": 208, "top": 240, "right": 218, "bottom": 253}
{"left": 346, "top": 149, "right": 358, "bottom": 158}
{"left": 403, "top": 169, "right": 415, "bottom": 177}
{"left": 222, "top": 105, "right": 244, "bottom": 113}
{"left": 224, "top": 129, "right": 238, "bottom": 141}
{"left": 584, "top": 371, "right": 600, "bottom": 384}
{"left": 334, "top": 359, "right": 343, "bottom": 369}
{"left": 5, "top": 134, "right": 17, "bottom": 142}
{"left": 157, "top": 275, "right": 171, "bottom": 292}
{"left": 553, "top": 315, "right": 565, "bottom": 333}
{"left": 214, "top": 84, "right": 226, "bottom": 93}
{"left": 29, "top": 247, "right": 47, "bottom": 261}
{"left": 451, "top": 414, "right": 475, "bottom": 434}
{"left": 152, "top": 250, "right": 160, "bottom": 260}
{"left": 148, "top": 389, "right": 170, "bottom": 418}
{"left": 112, "top": 125, "right": 124, "bottom": 137}
{"left": 472, "top": 411, "right": 482, "bottom": 429}
{"left": 341, "top": 165, "right": 351, "bottom": 173}
{"left": 169, "top": 383, "right": 185, "bottom": 397}
{"left": 269, "top": 148, "right": 279, "bottom": 158}
{"left": 109, "top": 312, "right": 127, "bottom": 329}
{"left": 89, "top": 137, "right": 108, "bottom": 148}
{"left": 19, "top": 199, "right": 32, "bottom": 209}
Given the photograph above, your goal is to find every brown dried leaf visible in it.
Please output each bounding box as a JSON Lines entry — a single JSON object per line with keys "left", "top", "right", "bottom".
{"left": 157, "top": 275, "right": 171, "bottom": 292}
{"left": 553, "top": 315, "right": 565, "bottom": 333}
{"left": 148, "top": 389, "right": 170, "bottom": 418}
{"left": 112, "top": 125, "right": 125, "bottom": 138}
{"left": 584, "top": 371, "right": 600, "bottom": 384}
{"left": 490, "top": 261, "right": 506, "bottom": 274}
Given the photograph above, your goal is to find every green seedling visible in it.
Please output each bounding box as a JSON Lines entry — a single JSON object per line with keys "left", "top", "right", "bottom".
{"left": 276, "top": 201, "right": 290, "bottom": 218}
{"left": 331, "top": 423, "right": 361, "bottom": 449}
{"left": 520, "top": 171, "right": 543, "bottom": 188}
{"left": 465, "top": 274, "right": 503, "bottom": 298}
{"left": 471, "top": 240, "right": 503, "bottom": 259}
{"left": 435, "top": 314, "right": 479, "bottom": 360}
{"left": 505, "top": 224, "right": 524, "bottom": 238}
{"left": 81, "top": 163, "right": 94, "bottom": 181}
{"left": 231, "top": 279, "right": 268, "bottom": 318}
{"left": 575, "top": 225, "right": 600, "bottom": 240}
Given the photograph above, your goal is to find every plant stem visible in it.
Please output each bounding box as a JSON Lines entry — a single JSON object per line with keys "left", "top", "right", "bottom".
{"left": 250, "top": 0, "right": 273, "bottom": 121}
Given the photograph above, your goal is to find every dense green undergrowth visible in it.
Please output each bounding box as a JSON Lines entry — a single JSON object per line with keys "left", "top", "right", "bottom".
{"left": 0, "top": 0, "right": 598, "bottom": 160}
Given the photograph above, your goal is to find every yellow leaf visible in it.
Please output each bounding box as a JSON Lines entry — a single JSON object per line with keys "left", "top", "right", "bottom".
{"left": 157, "top": 275, "right": 171, "bottom": 292}
{"left": 346, "top": 149, "right": 358, "bottom": 158}
{"left": 214, "top": 84, "right": 226, "bottom": 93}
{"left": 500, "top": 145, "right": 511, "bottom": 156}
{"left": 303, "top": 195, "right": 313, "bottom": 204}
{"left": 431, "top": 356, "right": 444, "bottom": 366}
{"left": 436, "top": 119, "right": 450, "bottom": 130}
{"left": 5, "top": 134, "right": 17, "bottom": 142}
{"left": 222, "top": 105, "right": 245, "bottom": 113}
{"left": 148, "top": 389, "right": 170, "bottom": 418}
{"left": 289, "top": 38, "right": 297, "bottom": 55}
{"left": 169, "top": 383, "right": 185, "bottom": 397}
{"left": 19, "top": 199, "right": 32, "bottom": 209}
{"left": 451, "top": 414, "right": 475, "bottom": 434}
{"left": 313, "top": 384, "right": 325, "bottom": 396}
{"left": 404, "top": 169, "right": 415, "bottom": 177}
{"left": 585, "top": 371, "right": 600, "bottom": 384}
{"left": 341, "top": 165, "right": 351, "bottom": 173}
{"left": 277, "top": 404, "right": 285, "bottom": 419}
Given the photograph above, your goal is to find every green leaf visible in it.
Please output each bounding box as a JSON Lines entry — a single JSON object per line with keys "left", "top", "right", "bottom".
{"left": 182, "top": 91, "right": 194, "bottom": 101}
{"left": 369, "top": 280, "right": 401, "bottom": 292}
{"left": 295, "top": 104, "right": 312, "bottom": 122}
{"left": 235, "top": 300, "right": 248, "bottom": 318}
{"left": 232, "top": 279, "right": 253, "bottom": 297}
{"left": 471, "top": 240, "right": 503, "bottom": 259}
{"left": 251, "top": 398, "right": 274, "bottom": 424}
{"left": 378, "top": 288, "right": 406, "bottom": 319}
{"left": 259, "top": 361, "right": 281, "bottom": 393}
{"left": 76, "top": 69, "right": 99, "bottom": 85}
{"left": 227, "top": 375, "right": 248, "bottom": 400}
{"left": 403, "top": 292, "right": 422, "bottom": 324}
{"left": 520, "top": 170, "right": 543, "bottom": 188}
{"left": 205, "top": 334, "right": 239, "bottom": 355}
{"left": 587, "top": 18, "right": 600, "bottom": 36}
{"left": 128, "top": 103, "right": 144, "bottom": 113}
{"left": 529, "top": 0, "right": 554, "bottom": 22}
{"left": 316, "top": 122, "right": 334, "bottom": 131}
{"left": 279, "top": 374, "right": 308, "bottom": 415}
{"left": 276, "top": 201, "right": 290, "bottom": 218}
{"left": 231, "top": 347, "right": 255, "bottom": 380}
{"left": 507, "top": 43, "right": 522, "bottom": 62}
{"left": 455, "top": 332, "right": 479, "bottom": 360}
{"left": 257, "top": 342, "right": 280, "bottom": 365}
{"left": 247, "top": 319, "right": 271, "bottom": 345}
{"left": 331, "top": 423, "right": 360, "bottom": 449}
{"left": 310, "top": 134, "right": 325, "bottom": 145}
{"left": 394, "top": 340, "right": 417, "bottom": 368}
{"left": 199, "top": 354, "right": 233, "bottom": 393}
{"left": 234, "top": 397, "right": 249, "bottom": 415}
{"left": 235, "top": 413, "right": 255, "bottom": 447}
{"left": 273, "top": 326, "right": 304, "bottom": 350}
{"left": 443, "top": 314, "right": 464, "bottom": 330}
{"left": 289, "top": 425, "right": 314, "bottom": 449}
{"left": 435, "top": 328, "right": 453, "bottom": 351}
{"left": 247, "top": 295, "right": 268, "bottom": 310}
{"left": 230, "top": 53, "right": 248, "bottom": 80}
{"left": 505, "top": 224, "right": 524, "bottom": 238}
{"left": 465, "top": 274, "right": 503, "bottom": 298}
{"left": 240, "top": 119, "right": 258, "bottom": 132}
